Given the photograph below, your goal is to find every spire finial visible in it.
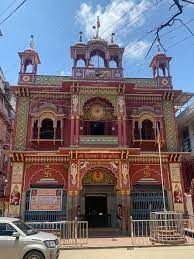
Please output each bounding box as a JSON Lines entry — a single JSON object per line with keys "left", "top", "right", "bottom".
{"left": 111, "top": 33, "right": 115, "bottom": 44}
{"left": 92, "top": 16, "right": 101, "bottom": 38}
{"left": 96, "top": 16, "right": 100, "bottom": 38}
{"left": 156, "top": 38, "right": 161, "bottom": 54}
{"left": 29, "top": 34, "right": 35, "bottom": 50}
{"left": 79, "top": 31, "right": 83, "bottom": 42}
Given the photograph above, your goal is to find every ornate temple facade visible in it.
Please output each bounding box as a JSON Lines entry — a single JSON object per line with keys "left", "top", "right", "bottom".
{"left": 8, "top": 31, "right": 192, "bottom": 231}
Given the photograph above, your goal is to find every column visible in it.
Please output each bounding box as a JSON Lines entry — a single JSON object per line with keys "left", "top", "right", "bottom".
{"left": 75, "top": 116, "right": 80, "bottom": 146}
{"left": 70, "top": 116, "right": 75, "bottom": 146}
{"left": 120, "top": 191, "right": 127, "bottom": 233}
{"left": 122, "top": 116, "right": 127, "bottom": 146}
{"left": 118, "top": 116, "right": 122, "bottom": 146}
{"left": 20, "top": 191, "right": 26, "bottom": 220}
{"left": 67, "top": 191, "right": 73, "bottom": 220}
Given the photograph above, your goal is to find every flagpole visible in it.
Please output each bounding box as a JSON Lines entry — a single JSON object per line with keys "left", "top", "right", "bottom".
{"left": 157, "top": 123, "right": 167, "bottom": 212}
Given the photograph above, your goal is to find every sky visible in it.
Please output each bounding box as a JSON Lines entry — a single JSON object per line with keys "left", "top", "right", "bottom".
{"left": 0, "top": 0, "right": 194, "bottom": 92}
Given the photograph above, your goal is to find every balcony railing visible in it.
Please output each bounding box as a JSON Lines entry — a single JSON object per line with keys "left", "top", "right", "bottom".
{"left": 80, "top": 135, "right": 118, "bottom": 145}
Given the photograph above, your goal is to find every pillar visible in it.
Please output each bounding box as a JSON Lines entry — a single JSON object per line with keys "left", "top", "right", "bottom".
{"left": 67, "top": 191, "right": 80, "bottom": 220}
{"left": 20, "top": 191, "right": 26, "bottom": 220}
{"left": 70, "top": 116, "right": 75, "bottom": 146}
{"left": 67, "top": 191, "right": 73, "bottom": 220}
{"left": 118, "top": 116, "right": 122, "bottom": 146}
{"left": 75, "top": 116, "right": 80, "bottom": 146}
{"left": 122, "top": 116, "right": 127, "bottom": 146}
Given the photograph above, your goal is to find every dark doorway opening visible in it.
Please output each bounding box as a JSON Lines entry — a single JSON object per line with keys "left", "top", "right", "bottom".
{"left": 85, "top": 195, "right": 109, "bottom": 227}
{"left": 90, "top": 122, "right": 105, "bottom": 135}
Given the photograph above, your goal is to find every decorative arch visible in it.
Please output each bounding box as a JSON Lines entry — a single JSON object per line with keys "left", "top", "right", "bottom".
{"left": 24, "top": 167, "right": 66, "bottom": 191}
{"left": 80, "top": 95, "right": 117, "bottom": 115}
{"left": 131, "top": 166, "right": 169, "bottom": 190}
{"left": 82, "top": 167, "right": 117, "bottom": 186}
{"left": 82, "top": 96, "right": 115, "bottom": 119}
{"left": 139, "top": 113, "right": 155, "bottom": 123}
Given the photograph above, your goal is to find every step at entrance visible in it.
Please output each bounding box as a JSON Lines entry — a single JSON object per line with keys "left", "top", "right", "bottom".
{"left": 88, "top": 227, "right": 122, "bottom": 238}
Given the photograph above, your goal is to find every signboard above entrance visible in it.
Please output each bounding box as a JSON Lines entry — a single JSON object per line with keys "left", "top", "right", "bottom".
{"left": 29, "top": 188, "right": 62, "bottom": 211}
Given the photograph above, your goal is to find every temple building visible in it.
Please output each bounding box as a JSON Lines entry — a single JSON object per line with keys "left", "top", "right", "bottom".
{"left": 8, "top": 27, "right": 192, "bottom": 231}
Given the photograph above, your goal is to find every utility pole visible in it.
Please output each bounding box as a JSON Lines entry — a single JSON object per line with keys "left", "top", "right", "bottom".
{"left": 0, "top": 30, "right": 3, "bottom": 36}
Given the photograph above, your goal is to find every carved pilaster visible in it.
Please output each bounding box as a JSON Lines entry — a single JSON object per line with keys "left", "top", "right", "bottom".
{"left": 15, "top": 97, "right": 29, "bottom": 150}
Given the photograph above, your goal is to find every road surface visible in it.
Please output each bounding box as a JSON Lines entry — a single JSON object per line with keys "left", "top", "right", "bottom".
{"left": 59, "top": 246, "right": 194, "bottom": 259}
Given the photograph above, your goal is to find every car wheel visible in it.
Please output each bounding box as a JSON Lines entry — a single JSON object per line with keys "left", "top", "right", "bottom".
{"left": 24, "top": 250, "right": 45, "bottom": 259}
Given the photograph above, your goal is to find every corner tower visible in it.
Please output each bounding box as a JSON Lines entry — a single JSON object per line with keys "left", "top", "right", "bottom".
{"left": 18, "top": 35, "right": 41, "bottom": 84}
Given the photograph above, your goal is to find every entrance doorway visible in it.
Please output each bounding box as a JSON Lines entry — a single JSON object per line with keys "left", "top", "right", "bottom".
{"left": 85, "top": 195, "right": 110, "bottom": 227}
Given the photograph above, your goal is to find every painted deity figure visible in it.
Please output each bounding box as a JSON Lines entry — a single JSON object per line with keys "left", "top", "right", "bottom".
{"left": 10, "top": 185, "right": 20, "bottom": 206}
{"left": 71, "top": 163, "right": 78, "bottom": 185}
{"left": 174, "top": 184, "right": 182, "bottom": 203}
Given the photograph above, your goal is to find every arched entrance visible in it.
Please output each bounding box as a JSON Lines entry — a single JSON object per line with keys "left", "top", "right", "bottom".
{"left": 80, "top": 168, "right": 117, "bottom": 228}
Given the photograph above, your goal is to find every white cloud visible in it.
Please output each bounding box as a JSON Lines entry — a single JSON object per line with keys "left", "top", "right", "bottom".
{"left": 76, "top": 1, "right": 153, "bottom": 37}
{"left": 76, "top": 0, "right": 154, "bottom": 59}
{"left": 124, "top": 40, "right": 149, "bottom": 59}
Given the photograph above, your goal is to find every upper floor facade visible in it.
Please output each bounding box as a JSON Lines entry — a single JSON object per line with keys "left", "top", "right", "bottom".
{"left": 11, "top": 34, "right": 191, "bottom": 154}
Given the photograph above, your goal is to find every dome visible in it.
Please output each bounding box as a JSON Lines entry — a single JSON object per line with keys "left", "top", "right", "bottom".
{"left": 109, "top": 43, "right": 119, "bottom": 48}
{"left": 74, "top": 42, "right": 86, "bottom": 47}
{"left": 87, "top": 37, "right": 108, "bottom": 46}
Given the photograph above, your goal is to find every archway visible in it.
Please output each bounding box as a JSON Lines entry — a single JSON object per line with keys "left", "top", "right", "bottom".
{"left": 80, "top": 168, "right": 117, "bottom": 228}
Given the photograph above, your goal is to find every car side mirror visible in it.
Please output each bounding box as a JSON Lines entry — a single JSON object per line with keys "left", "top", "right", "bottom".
{"left": 12, "top": 232, "right": 20, "bottom": 238}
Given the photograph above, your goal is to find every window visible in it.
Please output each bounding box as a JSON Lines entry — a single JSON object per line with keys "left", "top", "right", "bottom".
{"left": 182, "top": 127, "right": 191, "bottom": 152}
{"left": 33, "top": 120, "right": 38, "bottom": 139}
{"left": 40, "top": 119, "right": 54, "bottom": 139}
{"left": 141, "top": 120, "right": 154, "bottom": 140}
{"left": 13, "top": 220, "right": 37, "bottom": 236}
{"left": 0, "top": 223, "right": 16, "bottom": 236}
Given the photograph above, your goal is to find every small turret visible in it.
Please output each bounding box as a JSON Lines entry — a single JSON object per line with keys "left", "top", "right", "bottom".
{"left": 18, "top": 35, "right": 41, "bottom": 84}
{"left": 149, "top": 41, "right": 172, "bottom": 88}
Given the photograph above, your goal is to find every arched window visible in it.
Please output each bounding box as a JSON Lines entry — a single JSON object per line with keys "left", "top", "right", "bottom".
{"left": 77, "top": 58, "right": 85, "bottom": 67}
{"left": 33, "top": 120, "right": 38, "bottom": 139}
{"left": 90, "top": 55, "right": 105, "bottom": 68}
{"left": 109, "top": 60, "right": 117, "bottom": 68}
{"left": 40, "top": 119, "right": 54, "bottom": 139}
{"left": 56, "top": 120, "right": 61, "bottom": 139}
{"left": 24, "top": 57, "right": 33, "bottom": 73}
{"left": 141, "top": 120, "right": 154, "bottom": 140}
{"left": 134, "top": 121, "right": 140, "bottom": 139}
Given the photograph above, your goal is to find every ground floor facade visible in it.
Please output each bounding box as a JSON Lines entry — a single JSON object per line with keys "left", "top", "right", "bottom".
{"left": 7, "top": 149, "right": 186, "bottom": 231}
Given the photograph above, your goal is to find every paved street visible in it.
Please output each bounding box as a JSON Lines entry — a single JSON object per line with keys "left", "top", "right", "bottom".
{"left": 59, "top": 246, "right": 194, "bottom": 259}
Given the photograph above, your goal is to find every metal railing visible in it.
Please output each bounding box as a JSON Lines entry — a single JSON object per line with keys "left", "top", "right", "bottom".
{"left": 27, "top": 218, "right": 88, "bottom": 247}
{"left": 129, "top": 215, "right": 194, "bottom": 246}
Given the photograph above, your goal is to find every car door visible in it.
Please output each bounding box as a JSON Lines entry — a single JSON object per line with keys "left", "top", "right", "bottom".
{"left": 0, "top": 222, "right": 20, "bottom": 259}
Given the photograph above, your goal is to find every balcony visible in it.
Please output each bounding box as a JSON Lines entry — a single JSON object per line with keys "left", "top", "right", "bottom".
{"left": 72, "top": 67, "right": 123, "bottom": 80}
{"left": 30, "top": 138, "right": 63, "bottom": 145}
{"left": 80, "top": 135, "right": 118, "bottom": 145}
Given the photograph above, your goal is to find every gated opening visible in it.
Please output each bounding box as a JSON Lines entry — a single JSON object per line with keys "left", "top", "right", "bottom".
{"left": 131, "top": 184, "right": 168, "bottom": 220}
{"left": 24, "top": 186, "right": 67, "bottom": 222}
{"left": 85, "top": 194, "right": 108, "bottom": 227}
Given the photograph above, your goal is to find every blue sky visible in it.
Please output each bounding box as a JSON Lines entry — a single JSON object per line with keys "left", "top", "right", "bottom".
{"left": 0, "top": 0, "right": 194, "bottom": 92}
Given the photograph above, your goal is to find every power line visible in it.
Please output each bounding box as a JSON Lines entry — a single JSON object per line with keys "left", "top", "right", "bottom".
{"left": 0, "top": 0, "right": 29, "bottom": 26}
{"left": 0, "top": 0, "right": 18, "bottom": 18}
{"left": 104, "top": 0, "right": 163, "bottom": 40}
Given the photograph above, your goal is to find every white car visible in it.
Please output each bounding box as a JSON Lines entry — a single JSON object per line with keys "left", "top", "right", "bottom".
{"left": 0, "top": 217, "right": 60, "bottom": 259}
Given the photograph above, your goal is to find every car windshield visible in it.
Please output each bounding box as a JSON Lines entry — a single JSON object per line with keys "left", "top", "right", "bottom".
{"left": 13, "top": 220, "right": 38, "bottom": 236}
